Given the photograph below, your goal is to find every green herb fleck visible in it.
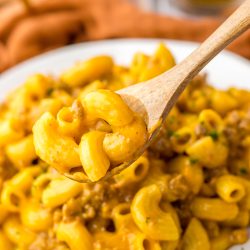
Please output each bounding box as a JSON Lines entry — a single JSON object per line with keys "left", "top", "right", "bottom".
{"left": 168, "top": 116, "right": 175, "bottom": 125}
{"left": 146, "top": 217, "right": 151, "bottom": 224}
{"left": 209, "top": 130, "right": 219, "bottom": 141}
{"left": 173, "top": 133, "right": 180, "bottom": 139}
{"left": 240, "top": 168, "right": 248, "bottom": 175}
{"left": 190, "top": 158, "right": 199, "bottom": 165}
{"left": 167, "top": 130, "right": 174, "bottom": 137}
{"left": 46, "top": 88, "right": 54, "bottom": 96}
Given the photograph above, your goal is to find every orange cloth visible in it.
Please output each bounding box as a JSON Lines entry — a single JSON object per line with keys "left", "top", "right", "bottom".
{"left": 0, "top": 0, "right": 249, "bottom": 72}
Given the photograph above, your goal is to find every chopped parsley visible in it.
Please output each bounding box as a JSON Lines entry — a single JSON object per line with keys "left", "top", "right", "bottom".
{"left": 173, "top": 133, "right": 180, "bottom": 139}
{"left": 189, "top": 158, "right": 199, "bottom": 165}
{"left": 167, "top": 130, "right": 174, "bottom": 137}
{"left": 240, "top": 168, "right": 248, "bottom": 175}
{"left": 46, "top": 88, "right": 54, "bottom": 96}
{"left": 168, "top": 116, "right": 175, "bottom": 125}
{"left": 208, "top": 130, "right": 219, "bottom": 141}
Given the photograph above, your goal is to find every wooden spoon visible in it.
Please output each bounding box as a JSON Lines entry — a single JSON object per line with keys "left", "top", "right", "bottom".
{"left": 107, "top": 0, "right": 250, "bottom": 178}
{"left": 67, "top": 0, "right": 249, "bottom": 182}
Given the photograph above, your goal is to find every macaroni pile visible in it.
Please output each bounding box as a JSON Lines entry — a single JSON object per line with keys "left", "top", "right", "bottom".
{"left": 33, "top": 84, "right": 148, "bottom": 182}
{"left": 0, "top": 44, "right": 249, "bottom": 250}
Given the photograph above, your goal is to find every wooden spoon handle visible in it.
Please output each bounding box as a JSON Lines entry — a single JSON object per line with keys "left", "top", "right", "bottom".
{"left": 118, "top": 1, "right": 249, "bottom": 133}
{"left": 169, "top": 0, "right": 250, "bottom": 85}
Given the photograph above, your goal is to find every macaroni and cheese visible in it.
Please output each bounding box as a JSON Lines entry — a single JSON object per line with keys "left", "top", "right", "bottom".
{"left": 0, "top": 43, "right": 249, "bottom": 250}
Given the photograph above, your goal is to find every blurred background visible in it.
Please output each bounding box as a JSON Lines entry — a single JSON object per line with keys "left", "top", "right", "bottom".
{"left": 131, "top": 0, "right": 243, "bottom": 16}
{"left": 0, "top": 0, "right": 249, "bottom": 73}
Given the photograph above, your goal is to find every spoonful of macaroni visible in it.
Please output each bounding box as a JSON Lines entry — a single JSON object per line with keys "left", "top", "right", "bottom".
{"left": 33, "top": 0, "right": 249, "bottom": 183}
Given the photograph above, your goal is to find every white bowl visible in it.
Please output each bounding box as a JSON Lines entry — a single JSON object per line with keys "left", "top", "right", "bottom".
{"left": 0, "top": 39, "right": 250, "bottom": 101}
{"left": 0, "top": 39, "right": 249, "bottom": 249}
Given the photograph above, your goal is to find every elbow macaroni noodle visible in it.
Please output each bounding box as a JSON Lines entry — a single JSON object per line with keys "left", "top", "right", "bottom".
{"left": 0, "top": 43, "right": 249, "bottom": 249}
